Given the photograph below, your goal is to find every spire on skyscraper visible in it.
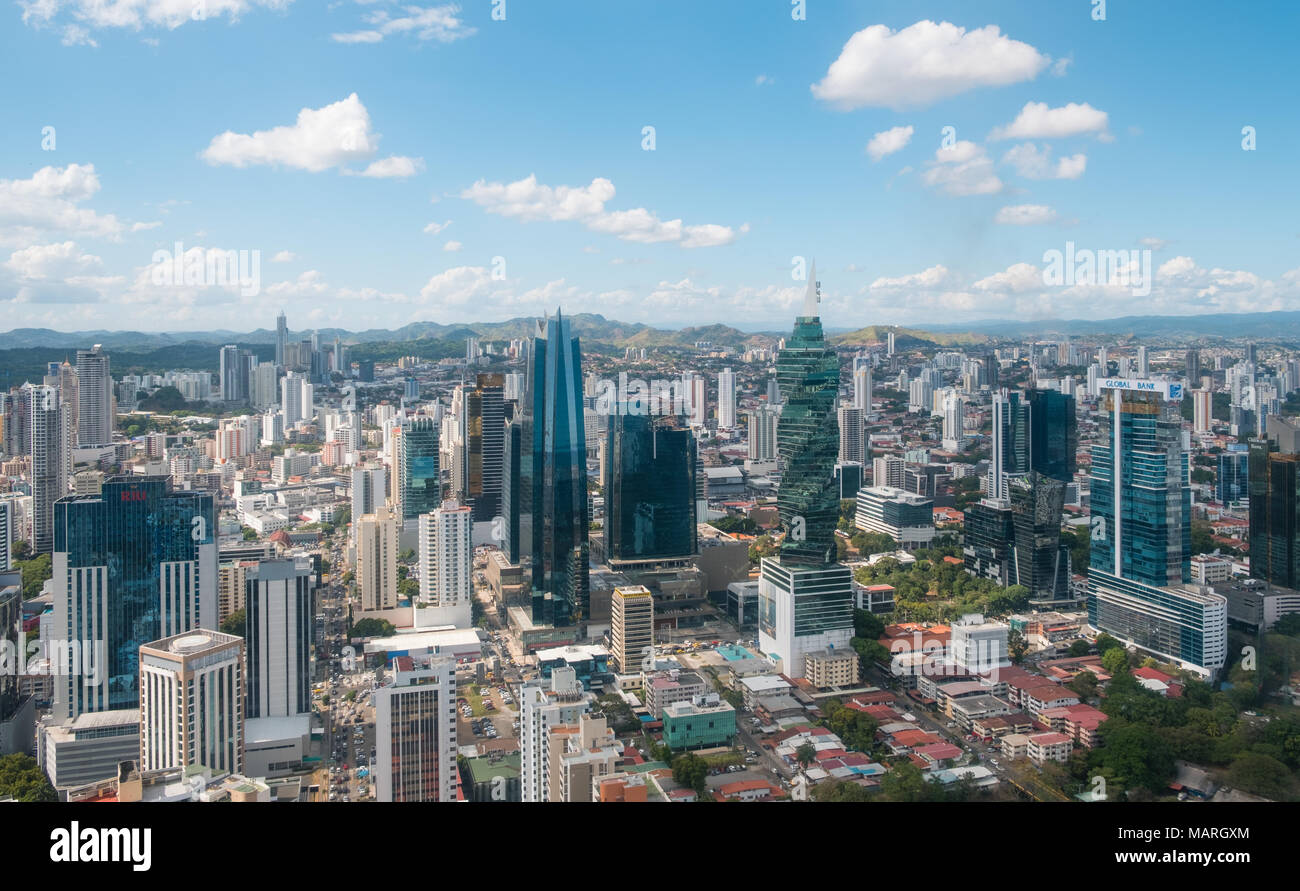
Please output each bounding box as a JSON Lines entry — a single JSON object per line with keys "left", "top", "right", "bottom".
{"left": 802, "top": 260, "right": 820, "bottom": 318}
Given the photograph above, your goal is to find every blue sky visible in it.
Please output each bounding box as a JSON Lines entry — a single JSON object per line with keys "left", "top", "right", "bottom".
{"left": 1, "top": 0, "right": 1297, "bottom": 333}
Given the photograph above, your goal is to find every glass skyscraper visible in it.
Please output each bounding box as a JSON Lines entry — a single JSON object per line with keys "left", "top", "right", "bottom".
{"left": 1248, "top": 438, "right": 1300, "bottom": 589}
{"left": 774, "top": 280, "right": 840, "bottom": 566}
{"left": 463, "top": 373, "right": 505, "bottom": 523}
{"left": 1089, "top": 389, "right": 1191, "bottom": 587}
{"left": 400, "top": 417, "right": 441, "bottom": 522}
{"left": 52, "top": 476, "right": 218, "bottom": 719}
{"left": 604, "top": 406, "right": 697, "bottom": 562}
{"left": 508, "top": 311, "right": 589, "bottom": 626}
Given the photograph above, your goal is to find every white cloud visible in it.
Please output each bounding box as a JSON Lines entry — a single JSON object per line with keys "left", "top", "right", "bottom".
{"left": 332, "top": 3, "right": 475, "bottom": 44}
{"left": 443, "top": 240, "right": 462, "bottom": 252}
{"left": 870, "top": 264, "right": 950, "bottom": 290}
{"left": 1001, "top": 143, "right": 1087, "bottom": 180}
{"left": 460, "top": 174, "right": 743, "bottom": 248}
{"left": 995, "top": 204, "right": 1058, "bottom": 225}
{"left": 272, "top": 250, "right": 297, "bottom": 262}
{"left": 355, "top": 155, "right": 424, "bottom": 178}
{"left": 131, "top": 221, "right": 162, "bottom": 232}
{"left": 811, "top": 20, "right": 1050, "bottom": 110}
{"left": 423, "top": 220, "right": 452, "bottom": 235}
{"left": 201, "top": 94, "right": 418, "bottom": 176}
{"left": 0, "top": 164, "right": 125, "bottom": 244}
{"left": 866, "top": 125, "right": 914, "bottom": 162}
{"left": 20, "top": 0, "right": 293, "bottom": 35}
{"left": 921, "top": 142, "right": 1002, "bottom": 196}
{"left": 1138, "top": 237, "right": 1168, "bottom": 251}
{"left": 5, "top": 241, "right": 102, "bottom": 279}
{"left": 990, "top": 101, "right": 1110, "bottom": 141}
{"left": 755, "top": 74, "right": 773, "bottom": 86}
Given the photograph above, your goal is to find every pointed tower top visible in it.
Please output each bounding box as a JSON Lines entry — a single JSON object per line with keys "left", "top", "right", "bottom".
{"left": 801, "top": 260, "right": 820, "bottom": 317}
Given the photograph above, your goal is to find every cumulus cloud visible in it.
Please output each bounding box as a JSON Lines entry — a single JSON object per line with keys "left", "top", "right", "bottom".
{"left": 866, "top": 125, "right": 914, "bottom": 162}
{"left": 811, "top": 21, "right": 1050, "bottom": 110}
{"left": 423, "top": 220, "right": 452, "bottom": 235}
{"left": 460, "top": 174, "right": 744, "bottom": 248}
{"left": 990, "top": 101, "right": 1110, "bottom": 141}
{"left": 921, "top": 141, "right": 1002, "bottom": 196}
{"left": 0, "top": 164, "right": 125, "bottom": 244}
{"left": 869, "top": 264, "right": 950, "bottom": 290}
{"left": 443, "top": 240, "right": 462, "bottom": 252}
{"left": 1001, "top": 143, "right": 1087, "bottom": 180}
{"left": 201, "top": 94, "right": 420, "bottom": 177}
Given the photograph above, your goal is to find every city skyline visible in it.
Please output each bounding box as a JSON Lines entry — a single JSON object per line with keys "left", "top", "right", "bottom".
{"left": 2, "top": 2, "right": 1297, "bottom": 332}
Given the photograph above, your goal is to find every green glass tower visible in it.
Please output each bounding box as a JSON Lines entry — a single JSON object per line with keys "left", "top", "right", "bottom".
{"left": 775, "top": 265, "right": 840, "bottom": 566}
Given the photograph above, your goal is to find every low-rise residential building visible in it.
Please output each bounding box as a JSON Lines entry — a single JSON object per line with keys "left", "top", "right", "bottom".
{"left": 803, "top": 648, "right": 860, "bottom": 689}
{"left": 1026, "top": 731, "right": 1073, "bottom": 766}
{"left": 645, "top": 670, "right": 710, "bottom": 717}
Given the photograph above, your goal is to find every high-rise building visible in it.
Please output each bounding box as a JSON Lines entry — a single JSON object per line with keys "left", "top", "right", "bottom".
{"left": 872, "top": 454, "right": 907, "bottom": 489}
{"left": 52, "top": 476, "right": 218, "bottom": 719}
{"left": 462, "top": 373, "right": 504, "bottom": 523}
{"left": 1249, "top": 435, "right": 1300, "bottom": 589}
{"left": 747, "top": 404, "right": 779, "bottom": 462}
{"left": 275, "top": 310, "right": 288, "bottom": 367}
{"left": 1192, "top": 388, "right": 1213, "bottom": 434}
{"left": 1217, "top": 444, "right": 1250, "bottom": 504}
{"left": 853, "top": 362, "right": 872, "bottom": 412}
{"left": 250, "top": 361, "right": 278, "bottom": 411}
{"left": 30, "top": 385, "right": 69, "bottom": 554}
{"left": 963, "top": 498, "right": 1015, "bottom": 586}
{"left": 759, "top": 266, "right": 854, "bottom": 679}
{"left": 1089, "top": 384, "right": 1190, "bottom": 588}
{"left": 1136, "top": 346, "right": 1149, "bottom": 378}
{"left": 717, "top": 367, "right": 736, "bottom": 429}
{"left": 75, "top": 345, "right": 113, "bottom": 447}
{"left": 837, "top": 406, "right": 864, "bottom": 464}
{"left": 418, "top": 500, "right": 473, "bottom": 627}
{"left": 0, "top": 500, "right": 13, "bottom": 573}
{"left": 1009, "top": 472, "right": 1071, "bottom": 601}
{"left": 1186, "top": 349, "right": 1201, "bottom": 388}
{"left": 0, "top": 577, "right": 20, "bottom": 736}
{"left": 989, "top": 390, "right": 1029, "bottom": 500}
{"left": 519, "top": 666, "right": 591, "bottom": 802}
{"left": 350, "top": 465, "right": 387, "bottom": 541}
{"left": 941, "top": 392, "right": 965, "bottom": 451}
{"left": 244, "top": 557, "right": 315, "bottom": 719}
{"left": 604, "top": 408, "right": 697, "bottom": 563}
{"left": 507, "top": 311, "right": 589, "bottom": 626}
{"left": 3, "top": 387, "right": 31, "bottom": 457}
{"left": 139, "top": 630, "right": 244, "bottom": 775}
{"left": 281, "top": 372, "right": 311, "bottom": 427}
{"left": 356, "top": 506, "right": 399, "bottom": 612}
{"left": 397, "top": 416, "right": 441, "bottom": 523}
{"left": 684, "top": 374, "right": 706, "bottom": 428}
{"left": 609, "top": 585, "right": 654, "bottom": 673}
{"left": 373, "top": 655, "right": 457, "bottom": 802}
{"left": 773, "top": 267, "right": 840, "bottom": 566}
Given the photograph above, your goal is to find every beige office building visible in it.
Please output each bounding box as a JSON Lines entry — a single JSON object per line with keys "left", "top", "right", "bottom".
{"left": 357, "top": 506, "right": 399, "bottom": 611}
{"left": 610, "top": 585, "right": 654, "bottom": 673}
{"left": 139, "top": 630, "right": 245, "bottom": 776}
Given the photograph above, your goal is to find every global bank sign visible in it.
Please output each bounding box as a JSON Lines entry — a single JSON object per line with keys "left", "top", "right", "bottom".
{"left": 1101, "top": 378, "right": 1184, "bottom": 401}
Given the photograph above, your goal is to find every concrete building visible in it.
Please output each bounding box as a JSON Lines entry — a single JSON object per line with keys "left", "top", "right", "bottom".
{"left": 373, "top": 654, "right": 457, "bottom": 802}
{"left": 244, "top": 556, "right": 315, "bottom": 719}
{"left": 855, "top": 485, "right": 936, "bottom": 549}
{"left": 757, "top": 558, "right": 854, "bottom": 679}
{"left": 139, "top": 630, "right": 245, "bottom": 775}
{"left": 802, "top": 648, "right": 860, "bottom": 689}
{"left": 356, "top": 506, "right": 399, "bottom": 611}
{"left": 519, "top": 666, "right": 592, "bottom": 802}
{"left": 37, "top": 709, "right": 141, "bottom": 795}
{"left": 949, "top": 613, "right": 1011, "bottom": 674}
{"left": 609, "top": 584, "right": 654, "bottom": 673}
{"left": 546, "top": 712, "right": 621, "bottom": 802}
{"left": 417, "top": 499, "right": 473, "bottom": 628}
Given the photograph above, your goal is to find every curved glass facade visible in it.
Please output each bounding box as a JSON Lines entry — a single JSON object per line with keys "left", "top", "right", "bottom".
{"left": 775, "top": 316, "right": 840, "bottom": 566}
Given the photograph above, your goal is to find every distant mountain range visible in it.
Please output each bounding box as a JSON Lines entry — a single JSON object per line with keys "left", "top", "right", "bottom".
{"left": 1, "top": 308, "right": 1296, "bottom": 353}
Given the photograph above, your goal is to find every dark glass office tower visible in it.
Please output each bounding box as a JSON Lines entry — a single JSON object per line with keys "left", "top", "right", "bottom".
{"left": 1089, "top": 390, "right": 1190, "bottom": 587}
{"left": 464, "top": 373, "right": 505, "bottom": 523}
{"left": 400, "top": 417, "right": 441, "bottom": 521}
{"left": 514, "top": 311, "right": 589, "bottom": 626}
{"left": 1027, "top": 388, "right": 1077, "bottom": 483}
{"left": 605, "top": 406, "right": 697, "bottom": 562}
{"left": 1249, "top": 438, "right": 1300, "bottom": 588}
{"left": 774, "top": 291, "right": 840, "bottom": 566}
{"left": 52, "top": 476, "right": 217, "bottom": 719}
{"left": 1010, "top": 472, "right": 1071, "bottom": 600}
{"left": 963, "top": 499, "right": 1014, "bottom": 586}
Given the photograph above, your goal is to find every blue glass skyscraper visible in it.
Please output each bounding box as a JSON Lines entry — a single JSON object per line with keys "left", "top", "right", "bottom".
{"left": 52, "top": 476, "right": 218, "bottom": 719}
{"left": 509, "top": 311, "right": 589, "bottom": 626}
{"left": 1089, "top": 388, "right": 1191, "bottom": 587}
